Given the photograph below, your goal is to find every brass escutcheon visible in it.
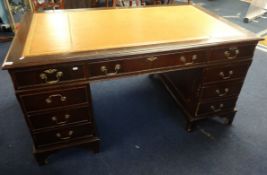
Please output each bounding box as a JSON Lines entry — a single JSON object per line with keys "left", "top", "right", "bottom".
{"left": 146, "top": 56, "right": 158, "bottom": 62}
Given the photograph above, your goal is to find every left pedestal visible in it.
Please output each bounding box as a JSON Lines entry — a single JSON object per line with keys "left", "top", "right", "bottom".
{"left": 10, "top": 69, "right": 100, "bottom": 165}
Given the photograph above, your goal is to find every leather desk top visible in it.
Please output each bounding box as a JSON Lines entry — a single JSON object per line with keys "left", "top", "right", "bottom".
{"left": 2, "top": 5, "right": 261, "bottom": 69}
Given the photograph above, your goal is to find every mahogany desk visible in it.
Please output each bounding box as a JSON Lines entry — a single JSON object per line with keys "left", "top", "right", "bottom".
{"left": 2, "top": 5, "right": 262, "bottom": 165}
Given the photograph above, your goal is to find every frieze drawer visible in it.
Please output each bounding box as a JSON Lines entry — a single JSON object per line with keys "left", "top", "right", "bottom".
{"left": 28, "top": 106, "right": 91, "bottom": 131}
{"left": 195, "top": 98, "right": 237, "bottom": 116}
{"left": 33, "top": 123, "right": 94, "bottom": 147}
{"left": 209, "top": 45, "right": 255, "bottom": 62}
{"left": 203, "top": 61, "right": 251, "bottom": 83}
{"left": 11, "top": 64, "right": 85, "bottom": 89}
{"left": 88, "top": 50, "right": 206, "bottom": 79}
{"left": 19, "top": 86, "right": 89, "bottom": 112}
{"left": 200, "top": 81, "right": 243, "bottom": 100}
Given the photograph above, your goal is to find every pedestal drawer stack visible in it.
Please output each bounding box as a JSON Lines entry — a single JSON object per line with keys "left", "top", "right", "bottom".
{"left": 9, "top": 64, "right": 100, "bottom": 165}
{"left": 159, "top": 43, "right": 256, "bottom": 131}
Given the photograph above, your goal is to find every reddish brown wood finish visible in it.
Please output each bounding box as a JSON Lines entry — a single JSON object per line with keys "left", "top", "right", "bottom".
{"left": 19, "top": 86, "right": 89, "bottom": 112}
{"left": 203, "top": 61, "right": 252, "bottom": 83}
{"left": 158, "top": 54, "right": 254, "bottom": 132}
{"left": 12, "top": 64, "right": 86, "bottom": 89}
{"left": 209, "top": 45, "right": 256, "bottom": 62}
{"left": 195, "top": 98, "right": 237, "bottom": 116}
{"left": 33, "top": 123, "right": 94, "bottom": 147}
{"left": 200, "top": 81, "right": 243, "bottom": 100}
{"left": 28, "top": 105, "right": 91, "bottom": 131}
{"left": 1, "top": 6, "right": 262, "bottom": 165}
{"left": 88, "top": 50, "right": 207, "bottom": 79}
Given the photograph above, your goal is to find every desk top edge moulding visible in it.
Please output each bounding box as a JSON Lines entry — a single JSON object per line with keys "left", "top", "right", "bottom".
{"left": 2, "top": 5, "right": 263, "bottom": 70}
{"left": 1, "top": 5, "right": 263, "bottom": 165}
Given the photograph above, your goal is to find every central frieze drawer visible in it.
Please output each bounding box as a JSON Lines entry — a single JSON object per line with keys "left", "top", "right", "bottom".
{"left": 11, "top": 64, "right": 85, "bottom": 89}
{"left": 33, "top": 123, "right": 93, "bottom": 147}
{"left": 88, "top": 50, "right": 206, "bottom": 78}
{"left": 28, "top": 106, "right": 91, "bottom": 131}
{"left": 19, "top": 86, "right": 89, "bottom": 112}
{"left": 200, "top": 81, "right": 243, "bottom": 100}
{"left": 203, "top": 61, "right": 251, "bottom": 83}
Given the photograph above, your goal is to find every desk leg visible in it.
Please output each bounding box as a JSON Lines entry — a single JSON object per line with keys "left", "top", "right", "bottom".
{"left": 34, "top": 151, "right": 49, "bottom": 165}
{"left": 221, "top": 111, "right": 237, "bottom": 125}
{"left": 33, "top": 146, "right": 53, "bottom": 165}
{"left": 186, "top": 121, "right": 194, "bottom": 132}
{"left": 33, "top": 138, "right": 100, "bottom": 166}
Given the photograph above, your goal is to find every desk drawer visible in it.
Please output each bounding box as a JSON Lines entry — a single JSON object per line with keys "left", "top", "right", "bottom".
{"left": 19, "top": 86, "right": 89, "bottom": 112}
{"left": 33, "top": 123, "right": 93, "bottom": 147}
{"left": 12, "top": 64, "right": 85, "bottom": 89}
{"left": 28, "top": 106, "right": 91, "bottom": 130}
{"left": 209, "top": 45, "right": 255, "bottom": 62}
{"left": 150, "top": 50, "right": 206, "bottom": 69}
{"left": 200, "top": 81, "right": 243, "bottom": 100}
{"left": 203, "top": 61, "right": 251, "bottom": 83}
{"left": 88, "top": 50, "right": 206, "bottom": 78}
{"left": 195, "top": 98, "right": 237, "bottom": 116}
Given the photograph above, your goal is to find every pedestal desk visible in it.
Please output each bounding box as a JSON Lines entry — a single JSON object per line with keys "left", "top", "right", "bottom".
{"left": 2, "top": 5, "right": 262, "bottom": 165}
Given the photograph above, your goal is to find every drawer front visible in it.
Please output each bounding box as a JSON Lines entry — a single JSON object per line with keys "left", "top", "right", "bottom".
{"left": 33, "top": 124, "right": 93, "bottom": 147}
{"left": 195, "top": 98, "right": 237, "bottom": 116}
{"left": 12, "top": 64, "right": 85, "bottom": 89}
{"left": 88, "top": 57, "right": 150, "bottom": 78}
{"left": 20, "top": 86, "right": 88, "bottom": 112}
{"left": 203, "top": 61, "right": 251, "bottom": 83}
{"left": 88, "top": 50, "right": 206, "bottom": 78}
{"left": 209, "top": 45, "right": 255, "bottom": 62}
{"left": 150, "top": 50, "right": 206, "bottom": 69}
{"left": 28, "top": 106, "right": 91, "bottom": 130}
{"left": 200, "top": 81, "right": 243, "bottom": 100}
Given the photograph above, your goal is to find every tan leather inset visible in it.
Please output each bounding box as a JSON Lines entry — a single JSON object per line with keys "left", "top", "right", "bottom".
{"left": 23, "top": 6, "right": 244, "bottom": 57}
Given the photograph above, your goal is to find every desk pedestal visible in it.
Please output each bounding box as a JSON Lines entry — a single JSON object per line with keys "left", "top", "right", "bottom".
{"left": 158, "top": 61, "right": 251, "bottom": 131}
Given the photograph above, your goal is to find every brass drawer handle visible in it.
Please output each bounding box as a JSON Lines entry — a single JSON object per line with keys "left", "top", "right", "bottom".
{"left": 224, "top": 47, "right": 239, "bottom": 60}
{"left": 40, "top": 69, "right": 63, "bottom": 84}
{"left": 210, "top": 104, "right": 224, "bottom": 112}
{"left": 219, "top": 70, "right": 234, "bottom": 80}
{"left": 51, "top": 114, "right": 70, "bottom": 125}
{"left": 56, "top": 130, "right": 73, "bottom": 140}
{"left": 215, "top": 88, "right": 229, "bottom": 97}
{"left": 146, "top": 56, "right": 158, "bottom": 62}
{"left": 100, "top": 64, "right": 121, "bottom": 76}
{"left": 180, "top": 54, "right": 197, "bottom": 65}
{"left": 45, "top": 94, "right": 67, "bottom": 104}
